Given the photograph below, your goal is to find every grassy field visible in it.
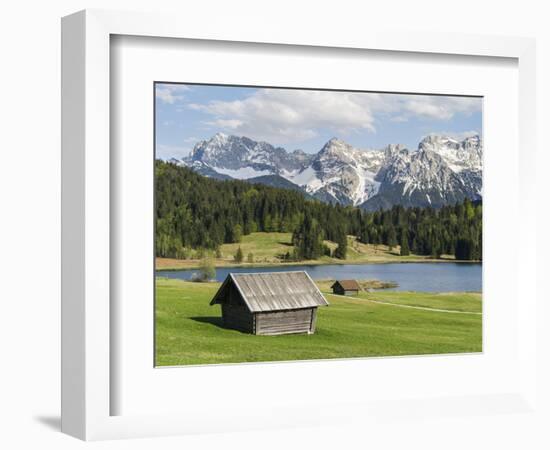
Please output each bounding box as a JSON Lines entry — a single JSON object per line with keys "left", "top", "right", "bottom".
{"left": 315, "top": 280, "right": 482, "bottom": 313}
{"left": 155, "top": 277, "right": 482, "bottom": 366}
{"left": 156, "top": 232, "right": 457, "bottom": 270}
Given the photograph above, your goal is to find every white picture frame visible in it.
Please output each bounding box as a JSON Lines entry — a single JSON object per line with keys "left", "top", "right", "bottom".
{"left": 61, "top": 9, "right": 538, "bottom": 441}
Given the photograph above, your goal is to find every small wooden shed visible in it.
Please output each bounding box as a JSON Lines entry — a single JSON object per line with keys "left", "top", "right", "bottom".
{"left": 210, "top": 271, "right": 329, "bottom": 335}
{"left": 331, "top": 279, "right": 360, "bottom": 296}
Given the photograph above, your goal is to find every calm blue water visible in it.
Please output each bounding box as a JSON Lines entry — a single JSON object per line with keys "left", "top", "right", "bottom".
{"left": 157, "top": 262, "right": 482, "bottom": 292}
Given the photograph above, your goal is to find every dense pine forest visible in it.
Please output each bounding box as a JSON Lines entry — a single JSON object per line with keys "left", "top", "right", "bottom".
{"left": 156, "top": 161, "right": 482, "bottom": 261}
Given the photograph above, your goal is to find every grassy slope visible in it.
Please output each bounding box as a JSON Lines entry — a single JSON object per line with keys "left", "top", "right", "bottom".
{"left": 315, "top": 280, "right": 482, "bottom": 313}
{"left": 155, "top": 278, "right": 482, "bottom": 366}
{"left": 367, "top": 291, "right": 482, "bottom": 313}
{"left": 156, "top": 232, "right": 456, "bottom": 270}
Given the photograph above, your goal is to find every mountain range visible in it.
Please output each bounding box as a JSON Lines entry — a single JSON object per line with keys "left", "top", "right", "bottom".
{"left": 171, "top": 132, "right": 482, "bottom": 210}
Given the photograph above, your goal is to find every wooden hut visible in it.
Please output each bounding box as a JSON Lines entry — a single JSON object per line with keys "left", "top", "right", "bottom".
{"left": 210, "top": 271, "right": 329, "bottom": 335}
{"left": 331, "top": 279, "right": 360, "bottom": 296}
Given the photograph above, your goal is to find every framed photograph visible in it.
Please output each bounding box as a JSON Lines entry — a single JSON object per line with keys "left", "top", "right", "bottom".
{"left": 153, "top": 82, "right": 483, "bottom": 367}
{"left": 61, "top": 9, "right": 538, "bottom": 441}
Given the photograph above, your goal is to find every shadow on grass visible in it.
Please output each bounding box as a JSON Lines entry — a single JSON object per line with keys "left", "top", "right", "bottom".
{"left": 190, "top": 316, "right": 253, "bottom": 334}
{"left": 190, "top": 314, "right": 248, "bottom": 331}
{"left": 190, "top": 316, "right": 225, "bottom": 328}
{"left": 278, "top": 241, "right": 294, "bottom": 247}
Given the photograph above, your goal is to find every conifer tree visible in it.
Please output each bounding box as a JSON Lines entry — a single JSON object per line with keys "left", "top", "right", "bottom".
{"left": 334, "top": 231, "right": 347, "bottom": 260}
{"left": 234, "top": 247, "right": 244, "bottom": 263}
{"left": 232, "top": 224, "right": 242, "bottom": 243}
{"left": 292, "top": 212, "right": 323, "bottom": 260}
{"left": 387, "top": 226, "right": 397, "bottom": 251}
{"left": 400, "top": 233, "right": 410, "bottom": 256}
{"left": 455, "top": 238, "right": 473, "bottom": 260}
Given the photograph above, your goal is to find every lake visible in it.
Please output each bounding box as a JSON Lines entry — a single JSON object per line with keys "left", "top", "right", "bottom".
{"left": 157, "top": 262, "right": 482, "bottom": 292}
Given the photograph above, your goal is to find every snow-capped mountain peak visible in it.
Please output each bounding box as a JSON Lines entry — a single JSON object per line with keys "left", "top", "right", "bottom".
{"left": 185, "top": 134, "right": 313, "bottom": 179}
{"left": 318, "top": 138, "right": 362, "bottom": 161}
{"left": 418, "top": 134, "right": 482, "bottom": 173}
{"left": 295, "top": 138, "right": 385, "bottom": 205}
{"left": 176, "top": 133, "right": 482, "bottom": 209}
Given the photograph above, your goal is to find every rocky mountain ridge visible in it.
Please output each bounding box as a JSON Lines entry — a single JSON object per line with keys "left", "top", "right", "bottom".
{"left": 176, "top": 132, "right": 482, "bottom": 210}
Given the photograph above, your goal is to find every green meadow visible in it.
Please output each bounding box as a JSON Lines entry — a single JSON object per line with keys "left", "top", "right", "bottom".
{"left": 155, "top": 277, "right": 482, "bottom": 366}
{"left": 156, "top": 232, "right": 457, "bottom": 271}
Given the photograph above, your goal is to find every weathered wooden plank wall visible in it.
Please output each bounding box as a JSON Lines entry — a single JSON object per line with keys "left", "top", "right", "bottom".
{"left": 255, "top": 308, "right": 314, "bottom": 335}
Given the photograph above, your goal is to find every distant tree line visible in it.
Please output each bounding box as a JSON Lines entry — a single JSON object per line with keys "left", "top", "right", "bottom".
{"left": 355, "top": 199, "right": 482, "bottom": 260}
{"left": 156, "top": 161, "right": 482, "bottom": 261}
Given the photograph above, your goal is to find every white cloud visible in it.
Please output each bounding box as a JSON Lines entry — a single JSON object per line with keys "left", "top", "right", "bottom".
{"left": 155, "top": 85, "right": 190, "bottom": 104}
{"left": 156, "top": 144, "right": 191, "bottom": 160}
{"left": 402, "top": 96, "right": 481, "bottom": 120}
{"left": 188, "top": 89, "right": 481, "bottom": 144}
{"left": 205, "top": 119, "right": 244, "bottom": 129}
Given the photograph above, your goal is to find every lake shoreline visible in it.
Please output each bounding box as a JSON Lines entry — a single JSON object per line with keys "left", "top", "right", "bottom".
{"left": 156, "top": 257, "right": 482, "bottom": 272}
{"left": 157, "top": 261, "right": 482, "bottom": 292}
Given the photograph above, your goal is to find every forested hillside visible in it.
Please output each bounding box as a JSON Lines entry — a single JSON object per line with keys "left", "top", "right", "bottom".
{"left": 156, "top": 161, "right": 482, "bottom": 261}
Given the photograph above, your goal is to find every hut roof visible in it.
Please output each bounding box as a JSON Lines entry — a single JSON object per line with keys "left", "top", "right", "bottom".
{"left": 210, "top": 271, "right": 329, "bottom": 312}
{"left": 331, "top": 279, "right": 361, "bottom": 291}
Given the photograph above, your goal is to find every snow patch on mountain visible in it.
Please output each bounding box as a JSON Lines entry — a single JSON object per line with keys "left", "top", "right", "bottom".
{"left": 286, "top": 138, "right": 385, "bottom": 205}
{"left": 212, "top": 166, "right": 273, "bottom": 179}
{"left": 290, "top": 166, "right": 320, "bottom": 188}
{"left": 177, "top": 133, "right": 482, "bottom": 209}
{"left": 419, "top": 134, "right": 482, "bottom": 173}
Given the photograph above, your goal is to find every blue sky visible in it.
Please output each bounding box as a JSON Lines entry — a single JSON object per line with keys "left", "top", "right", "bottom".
{"left": 155, "top": 83, "right": 482, "bottom": 160}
